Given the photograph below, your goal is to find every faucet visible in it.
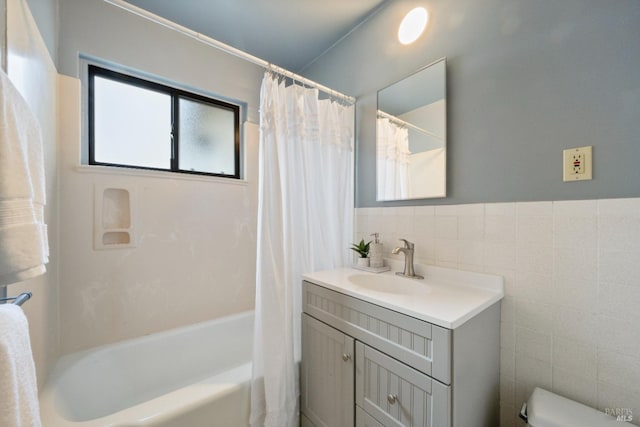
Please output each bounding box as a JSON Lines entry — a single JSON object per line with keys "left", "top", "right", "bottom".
{"left": 392, "top": 239, "right": 424, "bottom": 279}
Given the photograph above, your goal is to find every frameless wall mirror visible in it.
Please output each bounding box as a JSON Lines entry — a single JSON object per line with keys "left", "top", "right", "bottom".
{"left": 376, "top": 57, "right": 446, "bottom": 201}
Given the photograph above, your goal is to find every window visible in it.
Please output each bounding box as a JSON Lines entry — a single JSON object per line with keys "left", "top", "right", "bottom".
{"left": 88, "top": 65, "right": 240, "bottom": 178}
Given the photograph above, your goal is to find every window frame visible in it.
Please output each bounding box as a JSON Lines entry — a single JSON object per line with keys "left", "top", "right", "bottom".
{"left": 88, "top": 65, "right": 241, "bottom": 179}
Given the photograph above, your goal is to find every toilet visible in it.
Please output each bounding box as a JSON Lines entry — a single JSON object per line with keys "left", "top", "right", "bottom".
{"left": 520, "top": 388, "right": 622, "bottom": 426}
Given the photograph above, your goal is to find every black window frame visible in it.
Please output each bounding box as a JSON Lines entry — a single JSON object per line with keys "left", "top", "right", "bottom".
{"left": 88, "top": 65, "right": 241, "bottom": 179}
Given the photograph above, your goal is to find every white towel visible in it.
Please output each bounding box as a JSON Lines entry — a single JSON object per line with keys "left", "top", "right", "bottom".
{"left": 0, "top": 68, "right": 49, "bottom": 286}
{"left": 0, "top": 304, "right": 42, "bottom": 427}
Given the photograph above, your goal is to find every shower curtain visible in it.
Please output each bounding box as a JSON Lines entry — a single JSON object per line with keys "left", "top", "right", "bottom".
{"left": 250, "top": 72, "right": 354, "bottom": 427}
{"left": 376, "top": 117, "right": 411, "bottom": 200}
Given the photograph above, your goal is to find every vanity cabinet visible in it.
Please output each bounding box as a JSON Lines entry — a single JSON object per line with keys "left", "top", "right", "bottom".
{"left": 301, "top": 279, "right": 500, "bottom": 427}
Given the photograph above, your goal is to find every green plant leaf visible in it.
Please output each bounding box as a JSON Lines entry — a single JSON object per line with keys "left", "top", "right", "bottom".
{"left": 349, "top": 238, "right": 371, "bottom": 258}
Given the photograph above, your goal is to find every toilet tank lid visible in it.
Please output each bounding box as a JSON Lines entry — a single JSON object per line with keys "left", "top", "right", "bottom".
{"left": 527, "top": 388, "right": 619, "bottom": 427}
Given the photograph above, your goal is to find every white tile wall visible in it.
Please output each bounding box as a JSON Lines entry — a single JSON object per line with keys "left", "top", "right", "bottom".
{"left": 355, "top": 198, "right": 640, "bottom": 427}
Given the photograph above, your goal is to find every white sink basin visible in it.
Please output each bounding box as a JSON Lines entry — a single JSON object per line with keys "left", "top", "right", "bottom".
{"left": 348, "top": 274, "right": 432, "bottom": 296}
{"left": 303, "top": 265, "right": 504, "bottom": 329}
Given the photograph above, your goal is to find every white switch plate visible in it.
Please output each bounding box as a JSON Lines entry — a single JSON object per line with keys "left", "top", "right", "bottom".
{"left": 563, "top": 146, "right": 592, "bottom": 181}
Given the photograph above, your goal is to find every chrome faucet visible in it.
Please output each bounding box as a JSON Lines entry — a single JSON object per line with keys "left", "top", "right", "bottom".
{"left": 392, "top": 239, "right": 424, "bottom": 279}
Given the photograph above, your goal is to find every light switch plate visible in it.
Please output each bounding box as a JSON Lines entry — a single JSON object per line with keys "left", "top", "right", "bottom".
{"left": 563, "top": 146, "right": 592, "bottom": 181}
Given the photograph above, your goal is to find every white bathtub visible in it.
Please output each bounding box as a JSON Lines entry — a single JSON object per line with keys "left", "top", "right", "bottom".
{"left": 40, "top": 311, "right": 253, "bottom": 427}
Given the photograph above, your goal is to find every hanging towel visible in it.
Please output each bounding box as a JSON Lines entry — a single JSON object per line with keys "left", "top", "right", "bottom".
{"left": 0, "top": 304, "right": 42, "bottom": 427}
{"left": 0, "top": 69, "right": 49, "bottom": 286}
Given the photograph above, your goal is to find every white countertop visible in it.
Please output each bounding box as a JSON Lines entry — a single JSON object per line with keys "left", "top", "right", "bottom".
{"left": 302, "top": 261, "right": 504, "bottom": 329}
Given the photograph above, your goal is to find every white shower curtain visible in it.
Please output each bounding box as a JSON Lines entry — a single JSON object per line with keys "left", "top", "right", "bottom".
{"left": 250, "top": 72, "right": 354, "bottom": 427}
{"left": 376, "top": 117, "right": 411, "bottom": 200}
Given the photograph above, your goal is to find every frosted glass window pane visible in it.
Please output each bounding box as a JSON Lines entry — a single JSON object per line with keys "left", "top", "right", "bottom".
{"left": 93, "top": 76, "right": 171, "bottom": 169}
{"left": 178, "top": 97, "right": 236, "bottom": 175}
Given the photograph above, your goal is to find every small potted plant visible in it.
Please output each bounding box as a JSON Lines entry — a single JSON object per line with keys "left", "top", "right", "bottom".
{"left": 350, "top": 239, "right": 371, "bottom": 267}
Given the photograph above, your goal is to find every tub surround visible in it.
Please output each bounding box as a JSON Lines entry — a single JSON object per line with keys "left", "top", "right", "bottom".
{"left": 57, "top": 74, "right": 258, "bottom": 354}
{"left": 53, "top": 0, "right": 263, "bottom": 356}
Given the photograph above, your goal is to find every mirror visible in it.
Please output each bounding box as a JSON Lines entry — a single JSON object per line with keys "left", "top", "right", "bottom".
{"left": 376, "top": 58, "right": 446, "bottom": 201}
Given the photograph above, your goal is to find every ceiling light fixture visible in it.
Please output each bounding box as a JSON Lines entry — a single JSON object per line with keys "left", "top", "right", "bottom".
{"left": 398, "top": 7, "right": 429, "bottom": 45}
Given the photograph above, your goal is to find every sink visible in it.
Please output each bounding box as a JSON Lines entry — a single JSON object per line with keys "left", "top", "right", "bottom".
{"left": 303, "top": 266, "right": 504, "bottom": 329}
{"left": 348, "top": 274, "right": 432, "bottom": 296}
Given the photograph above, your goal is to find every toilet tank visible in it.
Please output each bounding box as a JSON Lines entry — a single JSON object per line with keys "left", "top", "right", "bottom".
{"left": 521, "top": 388, "right": 621, "bottom": 427}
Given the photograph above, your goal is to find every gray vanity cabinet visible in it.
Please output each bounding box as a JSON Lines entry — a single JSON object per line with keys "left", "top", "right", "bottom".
{"left": 301, "top": 280, "right": 500, "bottom": 427}
{"left": 301, "top": 313, "right": 355, "bottom": 427}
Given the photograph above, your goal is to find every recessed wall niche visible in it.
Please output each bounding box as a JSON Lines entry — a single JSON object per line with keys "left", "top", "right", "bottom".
{"left": 94, "top": 185, "right": 137, "bottom": 249}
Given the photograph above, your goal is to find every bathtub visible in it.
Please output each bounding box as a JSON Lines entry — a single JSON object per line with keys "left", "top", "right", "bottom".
{"left": 40, "top": 311, "right": 253, "bottom": 427}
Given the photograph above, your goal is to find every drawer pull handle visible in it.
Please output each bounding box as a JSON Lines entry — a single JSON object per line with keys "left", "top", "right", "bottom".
{"left": 387, "top": 394, "right": 398, "bottom": 405}
{"left": 342, "top": 353, "right": 351, "bottom": 362}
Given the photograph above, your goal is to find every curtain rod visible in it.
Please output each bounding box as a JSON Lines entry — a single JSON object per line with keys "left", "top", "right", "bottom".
{"left": 103, "top": 0, "right": 356, "bottom": 104}
{"left": 377, "top": 110, "right": 444, "bottom": 141}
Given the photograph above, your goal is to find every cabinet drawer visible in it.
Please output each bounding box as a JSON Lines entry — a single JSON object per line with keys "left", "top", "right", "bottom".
{"left": 303, "top": 281, "right": 451, "bottom": 384}
{"left": 356, "top": 342, "right": 451, "bottom": 427}
{"left": 356, "top": 406, "right": 385, "bottom": 427}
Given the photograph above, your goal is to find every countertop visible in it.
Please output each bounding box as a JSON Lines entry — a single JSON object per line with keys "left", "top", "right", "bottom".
{"left": 302, "top": 262, "right": 504, "bottom": 329}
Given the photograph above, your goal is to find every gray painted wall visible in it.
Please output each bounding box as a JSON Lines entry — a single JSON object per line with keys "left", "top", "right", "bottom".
{"left": 57, "top": 0, "right": 264, "bottom": 123}
{"left": 303, "top": 0, "right": 640, "bottom": 207}
{"left": 25, "top": 0, "right": 57, "bottom": 64}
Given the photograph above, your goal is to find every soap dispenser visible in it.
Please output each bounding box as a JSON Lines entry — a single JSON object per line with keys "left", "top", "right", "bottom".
{"left": 369, "top": 233, "right": 384, "bottom": 268}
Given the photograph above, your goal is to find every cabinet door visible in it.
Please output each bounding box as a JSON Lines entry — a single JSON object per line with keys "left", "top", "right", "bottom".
{"left": 356, "top": 342, "right": 451, "bottom": 427}
{"left": 301, "top": 314, "right": 355, "bottom": 427}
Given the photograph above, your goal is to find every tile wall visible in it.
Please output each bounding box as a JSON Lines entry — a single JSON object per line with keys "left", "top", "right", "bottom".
{"left": 355, "top": 198, "right": 640, "bottom": 426}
